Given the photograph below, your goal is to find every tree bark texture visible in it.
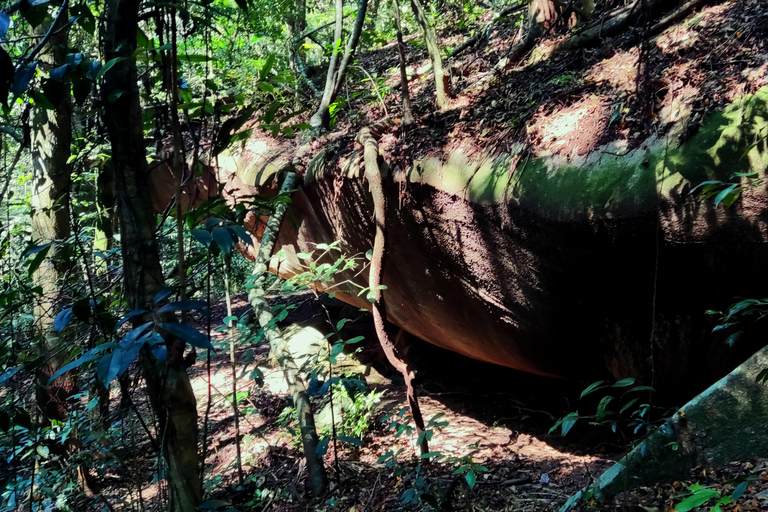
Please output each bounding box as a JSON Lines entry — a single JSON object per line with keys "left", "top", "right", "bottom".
{"left": 392, "top": 0, "right": 414, "bottom": 126}
{"left": 29, "top": 3, "right": 74, "bottom": 424}
{"left": 309, "top": 0, "right": 368, "bottom": 130}
{"left": 410, "top": 0, "right": 451, "bottom": 108}
{"left": 247, "top": 170, "right": 328, "bottom": 495}
{"left": 102, "top": 1, "right": 201, "bottom": 510}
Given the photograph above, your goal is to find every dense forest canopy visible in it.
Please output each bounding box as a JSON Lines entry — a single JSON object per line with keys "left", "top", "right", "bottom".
{"left": 0, "top": 0, "right": 767, "bottom": 510}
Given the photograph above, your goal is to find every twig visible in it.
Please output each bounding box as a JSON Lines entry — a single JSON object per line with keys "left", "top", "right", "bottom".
{"left": 292, "top": 14, "right": 352, "bottom": 43}
{"left": 352, "top": 65, "right": 388, "bottom": 118}
{"left": 362, "top": 472, "right": 382, "bottom": 511}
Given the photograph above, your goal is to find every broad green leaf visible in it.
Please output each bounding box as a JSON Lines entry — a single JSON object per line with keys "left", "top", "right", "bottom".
{"left": 159, "top": 322, "right": 214, "bottom": 350}
{"left": 315, "top": 437, "right": 329, "bottom": 456}
{"left": 259, "top": 53, "right": 276, "bottom": 81}
{"left": 96, "top": 351, "right": 121, "bottom": 386}
{"left": 212, "top": 227, "right": 234, "bottom": 254}
{"left": 580, "top": 380, "right": 607, "bottom": 398}
{"left": 115, "top": 309, "right": 148, "bottom": 330}
{"left": 613, "top": 378, "right": 635, "bottom": 388}
{"left": 675, "top": 488, "right": 719, "bottom": 512}
{"left": 191, "top": 228, "right": 212, "bottom": 247}
{"left": 732, "top": 480, "right": 749, "bottom": 501}
{"left": 154, "top": 286, "right": 175, "bottom": 304}
{"left": 257, "top": 81, "right": 275, "bottom": 93}
{"left": 465, "top": 469, "right": 477, "bottom": 488}
{"left": 0, "top": 366, "right": 21, "bottom": 386}
{"left": 560, "top": 412, "right": 579, "bottom": 436}
{"left": 54, "top": 308, "right": 74, "bottom": 334}
{"left": 118, "top": 322, "right": 153, "bottom": 348}
{"left": 36, "top": 445, "right": 49, "bottom": 459}
{"left": 157, "top": 300, "right": 208, "bottom": 315}
{"left": 95, "top": 57, "right": 123, "bottom": 81}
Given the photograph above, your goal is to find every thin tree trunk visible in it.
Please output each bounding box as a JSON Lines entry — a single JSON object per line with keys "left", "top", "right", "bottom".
{"left": 392, "top": 0, "right": 414, "bottom": 126}
{"left": 309, "top": 0, "right": 368, "bottom": 130}
{"left": 223, "top": 256, "right": 244, "bottom": 487}
{"left": 285, "top": 0, "right": 307, "bottom": 74}
{"left": 247, "top": 170, "right": 328, "bottom": 495}
{"left": 102, "top": 1, "right": 201, "bottom": 510}
{"left": 410, "top": 0, "right": 451, "bottom": 108}
{"left": 309, "top": 0, "right": 344, "bottom": 130}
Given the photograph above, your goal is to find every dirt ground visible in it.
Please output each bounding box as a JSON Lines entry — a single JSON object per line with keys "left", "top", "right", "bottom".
{"left": 97, "top": 291, "right": 765, "bottom": 512}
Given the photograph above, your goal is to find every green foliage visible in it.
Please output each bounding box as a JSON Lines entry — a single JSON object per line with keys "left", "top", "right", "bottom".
{"left": 674, "top": 479, "right": 754, "bottom": 512}
{"left": 550, "top": 378, "right": 661, "bottom": 438}
{"left": 690, "top": 172, "right": 762, "bottom": 208}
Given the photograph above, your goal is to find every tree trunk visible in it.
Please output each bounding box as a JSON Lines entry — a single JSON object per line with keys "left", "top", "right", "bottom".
{"left": 410, "top": 0, "right": 451, "bottom": 108}
{"left": 29, "top": 1, "right": 74, "bottom": 426}
{"left": 309, "top": 0, "right": 368, "bottom": 130}
{"left": 392, "top": 0, "right": 414, "bottom": 126}
{"left": 285, "top": 0, "right": 307, "bottom": 74}
{"left": 102, "top": 1, "right": 201, "bottom": 510}
{"left": 247, "top": 170, "right": 328, "bottom": 495}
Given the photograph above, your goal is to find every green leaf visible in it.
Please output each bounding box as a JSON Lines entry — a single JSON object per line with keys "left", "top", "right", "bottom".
{"left": 732, "top": 480, "right": 749, "bottom": 501}
{"left": 115, "top": 309, "right": 148, "bottom": 330}
{"left": 157, "top": 300, "right": 208, "bottom": 315}
{"left": 160, "top": 322, "right": 214, "bottom": 350}
{"left": 619, "top": 398, "right": 639, "bottom": 414}
{"left": 259, "top": 53, "right": 276, "bottom": 81}
{"left": 54, "top": 308, "right": 74, "bottom": 333}
{"left": 257, "top": 81, "right": 275, "bottom": 93}
{"left": 559, "top": 412, "right": 579, "bottom": 436}
{"left": 315, "top": 437, "right": 329, "bottom": 456}
{"left": 226, "top": 225, "right": 252, "bottom": 245}
{"left": 465, "top": 469, "right": 477, "bottom": 488}
{"left": 95, "top": 57, "right": 123, "bottom": 81}
{"left": 714, "top": 184, "right": 738, "bottom": 206}
{"left": 613, "top": 378, "right": 635, "bottom": 388}
{"left": 27, "top": 243, "right": 51, "bottom": 276}
{"left": 96, "top": 351, "right": 121, "bottom": 386}
{"left": 0, "top": 367, "right": 21, "bottom": 387}
{"left": 337, "top": 436, "right": 363, "bottom": 446}
{"left": 47, "top": 348, "right": 108, "bottom": 384}
{"left": 191, "top": 228, "right": 212, "bottom": 247}
{"left": 675, "top": 488, "right": 719, "bottom": 512}
{"left": 36, "top": 445, "right": 49, "bottom": 459}
{"left": 580, "top": 380, "right": 607, "bottom": 399}
{"left": 595, "top": 395, "right": 614, "bottom": 421}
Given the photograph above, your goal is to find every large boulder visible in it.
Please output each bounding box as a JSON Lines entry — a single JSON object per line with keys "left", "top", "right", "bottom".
{"left": 260, "top": 88, "right": 768, "bottom": 397}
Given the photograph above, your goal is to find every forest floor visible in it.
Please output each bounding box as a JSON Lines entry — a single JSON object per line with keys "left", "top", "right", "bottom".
{"left": 281, "top": 0, "right": 768, "bottom": 175}
{"left": 103, "top": 291, "right": 768, "bottom": 512}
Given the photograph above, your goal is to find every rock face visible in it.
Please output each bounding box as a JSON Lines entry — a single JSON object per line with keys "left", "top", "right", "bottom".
{"left": 560, "top": 342, "right": 768, "bottom": 511}
{"left": 219, "top": 89, "right": 768, "bottom": 397}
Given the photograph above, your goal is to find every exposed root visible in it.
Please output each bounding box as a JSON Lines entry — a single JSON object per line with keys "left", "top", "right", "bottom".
{"left": 357, "top": 123, "right": 429, "bottom": 457}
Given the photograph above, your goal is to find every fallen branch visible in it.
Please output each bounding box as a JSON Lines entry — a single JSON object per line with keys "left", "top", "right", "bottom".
{"left": 357, "top": 121, "right": 429, "bottom": 457}
{"left": 247, "top": 169, "right": 328, "bottom": 496}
